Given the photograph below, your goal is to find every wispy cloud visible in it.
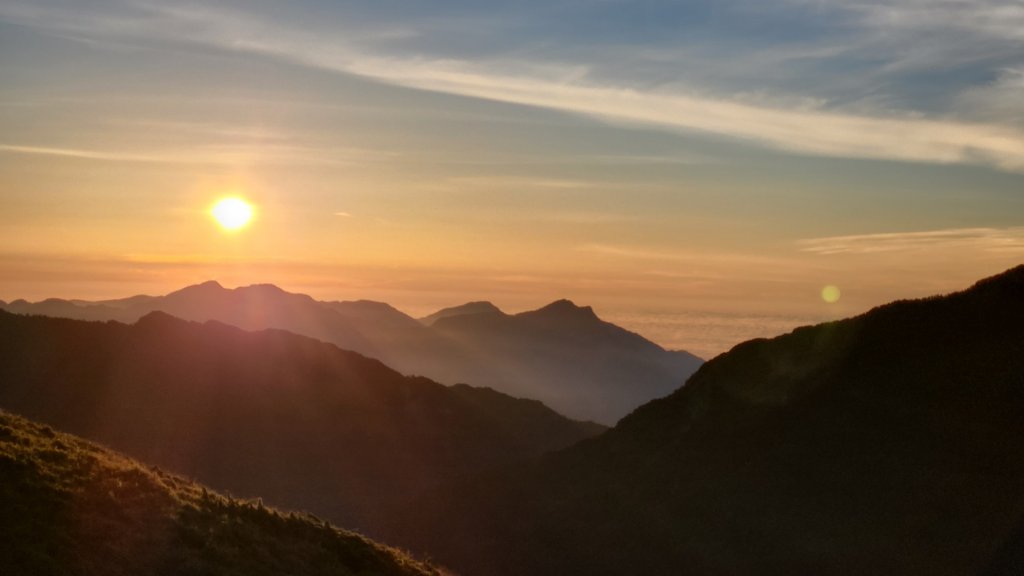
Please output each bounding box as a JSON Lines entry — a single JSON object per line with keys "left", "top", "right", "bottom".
{"left": 956, "top": 67, "right": 1024, "bottom": 127}
{"left": 578, "top": 152, "right": 716, "bottom": 166}
{"left": 577, "top": 244, "right": 691, "bottom": 262}
{"left": 446, "top": 175, "right": 592, "bottom": 190}
{"left": 830, "top": 0, "right": 1024, "bottom": 42}
{"left": 539, "top": 212, "right": 638, "bottom": 225}
{"left": 0, "top": 142, "right": 392, "bottom": 167}
{"left": 0, "top": 144, "right": 169, "bottom": 162}
{"left": 5, "top": 1, "right": 1024, "bottom": 171}
{"left": 575, "top": 244, "right": 808, "bottom": 279}
{"left": 798, "top": 227, "right": 1024, "bottom": 255}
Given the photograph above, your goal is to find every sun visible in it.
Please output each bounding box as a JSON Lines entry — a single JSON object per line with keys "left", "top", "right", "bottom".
{"left": 210, "top": 197, "right": 254, "bottom": 231}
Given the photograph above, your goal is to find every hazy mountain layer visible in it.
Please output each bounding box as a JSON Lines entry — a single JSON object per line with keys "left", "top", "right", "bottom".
{"left": 0, "top": 409, "right": 439, "bottom": 576}
{"left": 396, "top": 265, "right": 1024, "bottom": 575}
{"left": 424, "top": 299, "right": 702, "bottom": 424}
{"left": 1, "top": 283, "right": 702, "bottom": 423}
{"left": 0, "top": 311, "right": 602, "bottom": 536}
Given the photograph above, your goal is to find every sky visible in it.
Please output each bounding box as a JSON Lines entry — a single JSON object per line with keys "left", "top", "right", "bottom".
{"left": 1, "top": 0, "right": 1022, "bottom": 357}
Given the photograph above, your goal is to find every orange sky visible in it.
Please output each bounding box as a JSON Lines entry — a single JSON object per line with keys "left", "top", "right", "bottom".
{"left": 2, "top": 0, "right": 1023, "bottom": 357}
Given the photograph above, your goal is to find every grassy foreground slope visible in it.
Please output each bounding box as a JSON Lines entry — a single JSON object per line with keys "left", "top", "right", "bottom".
{"left": 0, "top": 410, "right": 440, "bottom": 576}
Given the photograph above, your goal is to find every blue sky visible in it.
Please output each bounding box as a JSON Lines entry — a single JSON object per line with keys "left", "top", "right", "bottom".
{"left": 1, "top": 0, "right": 1022, "bottom": 355}
{"left": 4, "top": 0, "right": 1023, "bottom": 164}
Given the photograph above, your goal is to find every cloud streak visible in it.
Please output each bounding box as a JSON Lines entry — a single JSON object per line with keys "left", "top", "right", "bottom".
{"left": 0, "top": 142, "right": 391, "bottom": 167}
{"left": 0, "top": 144, "right": 169, "bottom": 162}
{"left": 362, "top": 62, "right": 1024, "bottom": 169}
{"left": 575, "top": 244, "right": 812, "bottom": 282}
{"left": 819, "top": 0, "right": 1024, "bottom": 42}
{"left": 798, "top": 227, "right": 1024, "bottom": 255}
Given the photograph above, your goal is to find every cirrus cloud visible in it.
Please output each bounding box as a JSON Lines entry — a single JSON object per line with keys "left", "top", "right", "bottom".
{"left": 798, "top": 226, "right": 1024, "bottom": 255}
{"left": 3, "top": 0, "right": 1024, "bottom": 171}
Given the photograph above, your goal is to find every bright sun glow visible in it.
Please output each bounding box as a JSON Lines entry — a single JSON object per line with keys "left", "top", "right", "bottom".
{"left": 211, "top": 197, "right": 254, "bottom": 231}
{"left": 821, "top": 285, "right": 841, "bottom": 304}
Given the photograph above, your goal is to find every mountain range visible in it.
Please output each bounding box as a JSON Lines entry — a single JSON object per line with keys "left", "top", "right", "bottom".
{"left": 0, "top": 282, "right": 702, "bottom": 424}
{"left": 0, "top": 409, "right": 439, "bottom": 576}
{"left": 0, "top": 310, "right": 601, "bottom": 536}
{"left": 391, "top": 265, "right": 1024, "bottom": 575}
{"left": 3, "top": 266, "right": 1023, "bottom": 575}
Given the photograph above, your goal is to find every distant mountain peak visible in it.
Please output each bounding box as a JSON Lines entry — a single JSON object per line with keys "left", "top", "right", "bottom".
{"left": 420, "top": 301, "right": 505, "bottom": 325}
{"left": 541, "top": 298, "right": 584, "bottom": 310}
{"left": 459, "top": 301, "right": 504, "bottom": 315}
{"left": 39, "top": 297, "right": 71, "bottom": 305}
{"left": 168, "top": 280, "right": 225, "bottom": 297}
{"left": 531, "top": 299, "right": 597, "bottom": 319}
{"left": 236, "top": 283, "right": 292, "bottom": 296}
{"left": 244, "top": 282, "right": 282, "bottom": 291}
{"left": 335, "top": 299, "right": 402, "bottom": 312}
{"left": 132, "top": 310, "right": 193, "bottom": 333}
{"left": 135, "top": 310, "right": 185, "bottom": 326}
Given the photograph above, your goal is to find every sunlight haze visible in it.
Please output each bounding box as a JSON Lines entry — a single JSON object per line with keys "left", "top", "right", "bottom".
{"left": 2, "top": 0, "right": 1022, "bottom": 357}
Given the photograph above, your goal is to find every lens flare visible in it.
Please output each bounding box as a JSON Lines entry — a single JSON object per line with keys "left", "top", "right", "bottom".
{"left": 821, "top": 285, "right": 841, "bottom": 304}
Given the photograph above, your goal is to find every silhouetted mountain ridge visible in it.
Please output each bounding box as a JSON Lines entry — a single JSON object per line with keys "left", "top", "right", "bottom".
{"left": 419, "top": 301, "right": 505, "bottom": 326}
{"left": 529, "top": 298, "right": 597, "bottom": 319}
{"left": 396, "top": 265, "right": 1024, "bottom": 576}
{"left": 1, "top": 283, "right": 701, "bottom": 423}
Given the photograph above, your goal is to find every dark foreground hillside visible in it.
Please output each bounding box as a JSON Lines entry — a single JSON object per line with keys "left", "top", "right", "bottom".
{"left": 398, "top": 265, "right": 1024, "bottom": 575}
{"left": 0, "top": 410, "right": 439, "bottom": 576}
{"left": 0, "top": 311, "right": 601, "bottom": 536}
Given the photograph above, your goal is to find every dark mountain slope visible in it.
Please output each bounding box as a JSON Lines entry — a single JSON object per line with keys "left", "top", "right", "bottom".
{"left": 0, "top": 285, "right": 701, "bottom": 424}
{"left": 984, "top": 514, "right": 1024, "bottom": 576}
{"left": 0, "top": 311, "right": 601, "bottom": 537}
{"left": 398, "top": 265, "right": 1024, "bottom": 576}
{"left": 0, "top": 409, "right": 439, "bottom": 576}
